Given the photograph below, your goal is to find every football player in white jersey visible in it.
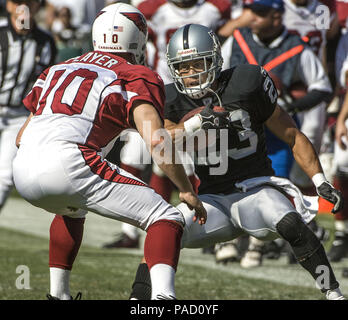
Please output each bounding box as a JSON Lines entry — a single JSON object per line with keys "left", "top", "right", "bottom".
{"left": 325, "top": 31, "right": 348, "bottom": 263}
{"left": 282, "top": 0, "right": 337, "bottom": 193}
{"left": 13, "top": 3, "right": 206, "bottom": 300}
{"left": 105, "top": 0, "right": 231, "bottom": 249}
{"left": 139, "top": 0, "right": 231, "bottom": 84}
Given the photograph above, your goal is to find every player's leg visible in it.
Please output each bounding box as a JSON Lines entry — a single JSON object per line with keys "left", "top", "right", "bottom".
{"left": 13, "top": 140, "right": 184, "bottom": 299}
{"left": 238, "top": 128, "right": 295, "bottom": 268}
{"left": 48, "top": 213, "right": 86, "bottom": 300}
{"left": 129, "top": 195, "right": 243, "bottom": 300}
{"left": 115, "top": 131, "right": 150, "bottom": 247}
{"left": 70, "top": 147, "right": 186, "bottom": 299}
{"left": 235, "top": 186, "right": 344, "bottom": 299}
{"left": 276, "top": 212, "right": 344, "bottom": 299}
{"left": 149, "top": 162, "right": 174, "bottom": 202}
{"left": 328, "top": 132, "right": 348, "bottom": 261}
{"left": 104, "top": 222, "right": 141, "bottom": 249}
{"left": 0, "top": 115, "right": 27, "bottom": 211}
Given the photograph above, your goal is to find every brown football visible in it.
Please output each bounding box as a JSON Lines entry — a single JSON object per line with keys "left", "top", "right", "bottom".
{"left": 179, "top": 106, "right": 226, "bottom": 123}
{"left": 180, "top": 106, "right": 226, "bottom": 152}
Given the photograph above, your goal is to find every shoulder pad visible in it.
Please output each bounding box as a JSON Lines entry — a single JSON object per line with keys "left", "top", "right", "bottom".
{"left": 230, "top": 64, "right": 264, "bottom": 95}
{"left": 119, "top": 64, "right": 164, "bottom": 86}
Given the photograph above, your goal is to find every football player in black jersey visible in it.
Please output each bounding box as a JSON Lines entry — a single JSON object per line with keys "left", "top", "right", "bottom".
{"left": 129, "top": 24, "right": 345, "bottom": 300}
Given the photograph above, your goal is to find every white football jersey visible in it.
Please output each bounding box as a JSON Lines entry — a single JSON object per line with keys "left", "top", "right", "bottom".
{"left": 138, "top": 0, "right": 231, "bottom": 83}
{"left": 22, "top": 51, "right": 165, "bottom": 154}
{"left": 283, "top": 0, "right": 334, "bottom": 60}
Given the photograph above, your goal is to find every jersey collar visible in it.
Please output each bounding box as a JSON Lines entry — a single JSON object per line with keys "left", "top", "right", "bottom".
{"left": 252, "top": 27, "right": 289, "bottom": 49}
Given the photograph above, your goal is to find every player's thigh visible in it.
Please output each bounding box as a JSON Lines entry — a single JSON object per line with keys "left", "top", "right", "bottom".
{"left": 234, "top": 187, "right": 295, "bottom": 240}
{"left": 334, "top": 119, "right": 348, "bottom": 173}
{"left": 85, "top": 179, "right": 183, "bottom": 231}
{"left": 13, "top": 142, "right": 85, "bottom": 215}
{"left": 64, "top": 146, "right": 183, "bottom": 230}
{"left": 15, "top": 141, "right": 183, "bottom": 227}
{"left": 179, "top": 198, "right": 243, "bottom": 249}
{"left": 0, "top": 116, "right": 27, "bottom": 182}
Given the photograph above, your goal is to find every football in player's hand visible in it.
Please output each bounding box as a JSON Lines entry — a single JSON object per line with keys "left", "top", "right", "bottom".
{"left": 180, "top": 106, "right": 226, "bottom": 152}
{"left": 179, "top": 106, "right": 226, "bottom": 123}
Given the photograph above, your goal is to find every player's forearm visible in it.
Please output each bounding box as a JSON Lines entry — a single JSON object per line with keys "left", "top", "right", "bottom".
{"left": 291, "top": 131, "right": 324, "bottom": 180}
{"left": 149, "top": 136, "right": 194, "bottom": 193}
{"left": 156, "top": 161, "right": 195, "bottom": 194}
{"left": 164, "top": 122, "right": 187, "bottom": 144}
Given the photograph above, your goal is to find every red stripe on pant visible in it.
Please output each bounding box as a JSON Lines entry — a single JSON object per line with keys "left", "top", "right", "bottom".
{"left": 78, "top": 145, "right": 147, "bottom": 187}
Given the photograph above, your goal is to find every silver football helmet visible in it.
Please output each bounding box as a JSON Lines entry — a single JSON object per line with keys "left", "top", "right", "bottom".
{"left": 166, "top": 24, "right": 223, "bottom": 99}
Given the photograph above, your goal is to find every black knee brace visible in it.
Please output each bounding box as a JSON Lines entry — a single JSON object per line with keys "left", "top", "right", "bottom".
{"left": 276, "top": 212, "right": 321, "bottom": 262}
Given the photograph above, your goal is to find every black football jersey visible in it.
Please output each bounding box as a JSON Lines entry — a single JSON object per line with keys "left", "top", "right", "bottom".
{"left": 164, "top": 64, "right": 277, "bottom": 194}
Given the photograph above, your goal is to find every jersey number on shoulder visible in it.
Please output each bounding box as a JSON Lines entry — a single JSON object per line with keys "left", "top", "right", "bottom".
{"left": 38, "top": 68, "right": 98, "bottom": 116}
{"left": 227, "top": 109, "right": 258, "bottom": 160}
{"left": 263, "top": 76, "right": 277, "bottom": 104}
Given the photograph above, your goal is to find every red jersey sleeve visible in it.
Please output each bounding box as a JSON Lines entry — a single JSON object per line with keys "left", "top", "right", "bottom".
{"left": 22, "top": 69, "right": 49, "bottom": 114}
{"left": 137, "top": 0, "right": 166, "bottom": 19}
{"left": 206, "top": 0, "right": 231, "bottom": 21}
{"left": 124, "top": 75, "right": 165, "bottom": 128}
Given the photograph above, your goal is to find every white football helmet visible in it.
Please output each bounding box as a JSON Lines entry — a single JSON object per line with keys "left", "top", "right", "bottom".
{"left": 167, "top": 24, "right": 223, "bottom": 99}
{"left": 92, "top": 3, "right": 148, "bottom": 65}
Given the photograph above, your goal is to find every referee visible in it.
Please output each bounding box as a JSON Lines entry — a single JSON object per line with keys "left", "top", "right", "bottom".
{"left": 0, "top": 0, "right": 56, "bottom": 212}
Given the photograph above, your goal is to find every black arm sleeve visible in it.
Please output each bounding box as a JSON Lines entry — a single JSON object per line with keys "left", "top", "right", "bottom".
{"left": 291, "top": 89, "right": 332, "bottom": 112}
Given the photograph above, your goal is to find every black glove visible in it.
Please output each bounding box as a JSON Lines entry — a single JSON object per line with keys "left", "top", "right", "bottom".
{"left": 199, "top": 105, "right": 230, "bottom": 130}
{"left": 316, "top": 182, "right": 344, "bottom": 214}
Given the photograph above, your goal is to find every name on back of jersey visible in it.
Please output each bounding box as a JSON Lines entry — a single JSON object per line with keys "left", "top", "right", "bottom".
{"left": 68, "top": 52, "right": 118, "bottom": 69}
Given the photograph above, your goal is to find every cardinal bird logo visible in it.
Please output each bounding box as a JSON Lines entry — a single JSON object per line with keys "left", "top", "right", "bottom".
{"left": 121, "top": 12, "right": 147, "bottom": 35}
{"left": 95, "top": 10, "right": 106, "bottom": 19}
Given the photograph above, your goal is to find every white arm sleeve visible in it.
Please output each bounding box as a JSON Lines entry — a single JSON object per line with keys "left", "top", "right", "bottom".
{"left": 221, "top": 36, "right": 234, "bottom": 71}
{"left": 296, "top": 48, "right": 332, "bottom": 93}
{"left": 336, "top": 33, "right": 348, "bottom": 88}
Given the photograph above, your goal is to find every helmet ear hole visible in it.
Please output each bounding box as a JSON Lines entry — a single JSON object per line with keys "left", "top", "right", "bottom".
{"left": 92, "top": 3, "right": 148, "bottom": 65}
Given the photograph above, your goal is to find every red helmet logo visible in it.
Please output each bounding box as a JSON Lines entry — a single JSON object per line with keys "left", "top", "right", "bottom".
{"left": 121, "top": 12, "right": 147, "bottom": 35}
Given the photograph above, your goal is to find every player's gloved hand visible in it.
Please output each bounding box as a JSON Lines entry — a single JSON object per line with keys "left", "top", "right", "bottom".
{"left": 198, "top": 105, "right": 230, "bottom": 130}
{"left": 316, "top": 181, "right": 344, "bottom": 214}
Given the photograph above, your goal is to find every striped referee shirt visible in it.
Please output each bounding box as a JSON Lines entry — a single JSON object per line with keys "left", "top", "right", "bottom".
{"left": 0, "top": 15, "right": 56, "bottom": 108}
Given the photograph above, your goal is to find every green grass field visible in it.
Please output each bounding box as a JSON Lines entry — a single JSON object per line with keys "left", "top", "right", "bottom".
{"left": 1, "top": 208, "right": 348, "bottom": 300}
